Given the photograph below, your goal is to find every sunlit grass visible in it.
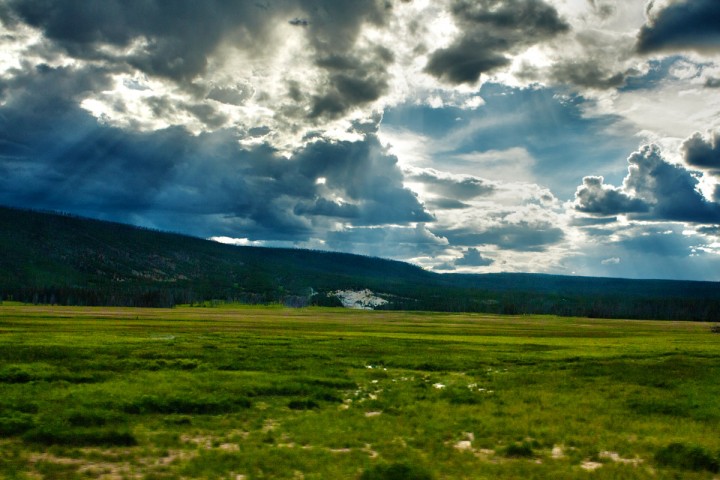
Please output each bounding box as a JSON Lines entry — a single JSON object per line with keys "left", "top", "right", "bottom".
{"left": 0, "top": 305, "right": 719, "bottom": 479}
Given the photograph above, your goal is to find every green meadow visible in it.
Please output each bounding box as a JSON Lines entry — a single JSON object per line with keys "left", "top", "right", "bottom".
{"left": 1, "top": 305, "right": 719, "bottom": 479}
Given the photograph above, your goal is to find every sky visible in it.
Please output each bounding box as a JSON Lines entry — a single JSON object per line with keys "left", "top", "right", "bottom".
{"left": 1, "top": 0, "right": 720, "bottom": 281}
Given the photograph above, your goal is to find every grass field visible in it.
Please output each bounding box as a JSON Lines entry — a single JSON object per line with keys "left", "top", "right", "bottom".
{"left": 1, "top": 305, "right": 719, "bottom": 479}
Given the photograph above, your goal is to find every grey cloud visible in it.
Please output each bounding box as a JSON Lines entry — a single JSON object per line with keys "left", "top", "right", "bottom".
{"left": 449, "top": 0, "right": 568, "bottom": 36}
{"left": 550, "top": 61, "right": 627, "bottom": 90}
{"left": 442, "top": 221, "right": 564, "bottom": 251}
{"left": 298, "top": 0, "right": 386, "bottom": 53}
{"left": 574, "top": 144, "right": 720, "bottom": 223}
{"left": 184, "top": 103, "right": 229, "bottom": 129}
{"left": 706, "top": 78, "right": 720, "bottom": 88}
{"left": 455, "top": 248, "right": 493, "bottom": 266}
{"left": 574, "top": 176, "right": 649, "bottom": 216}
{"left": 569, "top": 216, "right": 619, "bottom": 227}
{"left": 206, "top": 84, "right": 254, "bottom": 106}
{"left": 681, "top": 131, "right": 720, "bottom": 175}
{"left": 289, "top": 18, "right": 309, "bottom": 26}
{"left": 624, "top": 145, "right": 720, "bottom": 222}
{"left": 248, "top": 126, "right": 271, "bottom": 137}
{"left": 426, "top": 198, "right": 471, "bottom": 210}
{"left": 697, "top": 225, "right": 720, "bottom": 236}
{"left": 581, "top": 226, "right": 618, "bottom": 238}
{"left": 433, "top": 262, "right": 457, "bottom": 272}
{"left": 425, "top": 0, "right": 569, "bottom": 85}
{"left": 407, "top": 170, "right": 495, "bottom": 200}
{"left": 587, "top": 0, "right": 614, "bottom": 19}
{"left": 637, "top": 0, "right": 720, "bottom": 54}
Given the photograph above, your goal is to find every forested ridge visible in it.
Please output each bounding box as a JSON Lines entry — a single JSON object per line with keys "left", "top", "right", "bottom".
{"left": 1, "top": 205, "right": 719, "bottom": 320}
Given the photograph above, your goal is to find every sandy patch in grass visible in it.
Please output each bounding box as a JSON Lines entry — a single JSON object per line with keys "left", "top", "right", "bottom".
{"left": 262, "top": 419, "right": 279, "bottom": 432}
{"left": 180, "top": 434, "right": 213, "bottom": 449}
{"left": 580, "top": 451, "right": 643, "bottom": 471}
{"left": 29, "top": 452, "right": 143, "bottom": 480}
{"left": 363, "top": 444, "right": 379, "bottom": 458}
{"left": 454, "top": 440, "right": 473, "bottom": 450}
{"left": 600, "top": 451, "right": 643, "bottom": 465}
{"left": 454, "top": 432, "right": 475, "bottom": 451}
{"left": 581, "top": 461, "right": 603, "bottom": 471}
{"left": 329, "top": 447, "right": 352, "bottom": 453}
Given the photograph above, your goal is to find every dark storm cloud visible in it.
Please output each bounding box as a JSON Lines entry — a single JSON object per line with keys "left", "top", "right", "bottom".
{"left": 294, "top": 198, "right": 360, "bottom": 218}
{"left": 309, "top": 47, "right": 393, "bottom": 119}
{"left": 573, "top": 144, "right": 720, "bottom": 223}
{"left": 441, "top": 221, "right": 564, "bottom": 251}
{"left": 455, "top": 248, "right": 493, "bottom": 266}
{"left": 5, "top": 0, "right": 394, "bottom": 117}
{"left": 574, "top": 176, "right": 649, "bottom": 216}
{"left": 424, "top": 37, "right": 511, "bottom": 85}
{"left": 0, "top": 65, "right": 184, "bottom": 215}
{"left": 425, "top": 0, "right": 569, "bottom": 85}
{"left": 6, "top": 0, "right": 276, "bottom": 81}
{"left": 284, "top": 1, "right": 395, "bottom": 120}
{"left": 637, "top": 0, "right": 720, "bottom": 54}
{"left": 0, "top": 64, "right": 431, "bottom": 239}
{"left": 681, "top": 131, "right": 720, "bottom": 175}
{"left": 293, "top": 137, "right": 434, "bottom": 225}
{"left": 407, "top": 170, "right": 495, "bottom": 200}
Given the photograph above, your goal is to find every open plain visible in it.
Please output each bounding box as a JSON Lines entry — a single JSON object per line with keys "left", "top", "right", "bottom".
{"left": 1, "top": 304, "right": 719, "bottom": 479}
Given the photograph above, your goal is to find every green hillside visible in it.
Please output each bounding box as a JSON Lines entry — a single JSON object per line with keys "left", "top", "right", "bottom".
{"left": 1, "top": 205, "right": 719, "bottom": 320}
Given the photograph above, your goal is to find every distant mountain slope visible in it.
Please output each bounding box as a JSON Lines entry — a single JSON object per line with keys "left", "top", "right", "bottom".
{"left": 1, "top": 205, "right": 719, "bottom": 320}
{"left": 0, "top": 205, "right": 433, "bottom": 307}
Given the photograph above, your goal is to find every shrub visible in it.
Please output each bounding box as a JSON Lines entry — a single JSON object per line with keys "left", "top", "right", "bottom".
{"left": 441, "top": 387, "right": 483, "bottom": 405}
{"left": 124, "top": 394, "right": 250, "bottom": 414}
{"left": 23, "top": 425, "right": 137, "bottom": 446}
{"left": 0, "top": 413, "right": 35, "bottom": 436}
{"left": 66, "top": 409, "right": 124, "bottom": 427}
{"left": 288, "top": 399, "right": 319, "bottom": 410}
{"left": 655, "top": 442, "right": 719, "bottom": 472}
{"left": 503, "top": 441, "right": 535, "bottom": 458}
{"left": 359, "top": 462, "right": 434, "bottom": 480}
{"left": 0, "top": 367, "right": 32, "bottom": 383}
